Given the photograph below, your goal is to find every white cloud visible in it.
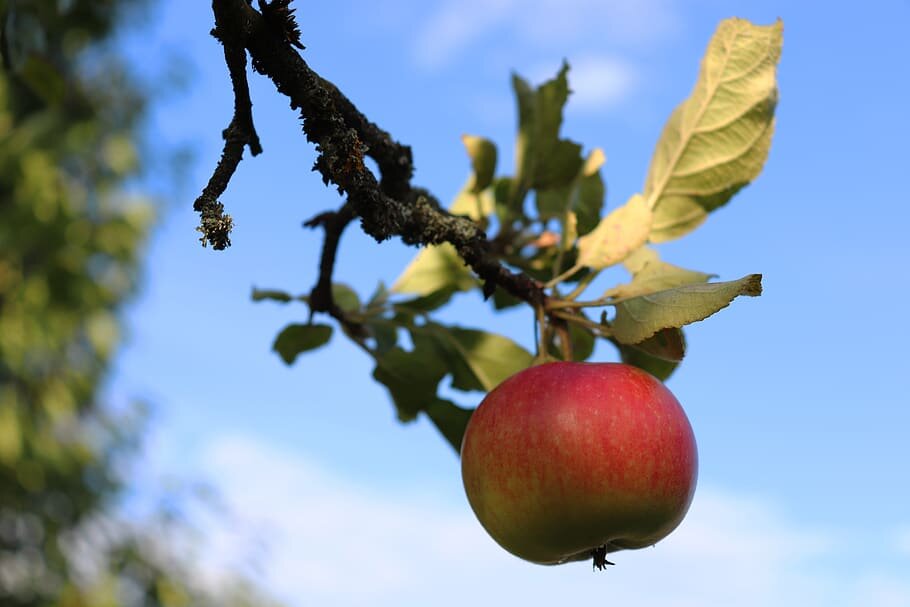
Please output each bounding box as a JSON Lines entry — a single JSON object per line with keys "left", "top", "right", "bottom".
{"left": 193, "top": 435, "right": 910, "bottom": 607}
{"left": 414, "top": 0, "right": 678, "bottom": 69}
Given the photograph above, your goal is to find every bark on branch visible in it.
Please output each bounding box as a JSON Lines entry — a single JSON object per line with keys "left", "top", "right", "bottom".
{"left": 201, "top": 0, "right": 546, "bottom": 308}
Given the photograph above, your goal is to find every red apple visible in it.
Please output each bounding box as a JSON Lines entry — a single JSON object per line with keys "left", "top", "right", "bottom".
{"left": 460, "top": 362, "right": 697, "bottom": 567}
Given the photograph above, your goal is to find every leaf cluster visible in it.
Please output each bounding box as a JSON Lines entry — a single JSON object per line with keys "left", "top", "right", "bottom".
{"left": 256, "top": 18, "right": 782, "bottom": 453}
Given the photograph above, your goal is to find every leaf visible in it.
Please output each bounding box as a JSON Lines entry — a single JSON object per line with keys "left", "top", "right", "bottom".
{"left": 550, "top": 321, "right": 596, "bottom": 362}
{"left": 331, "top": 283, "right": 361, "bottom": 313}
{"left": 575, "top": 149, "right": 607, "bottom": 235}
{"left": 251, "top": 288, "right": 295, "bottom": 303}
{"left": 392, "top": 242, "right": 477, "bottom": 297}
{"left": 615, "top": 339, "right": 681, "bottom": 382}
{"left": 513, "top": 63, "right": 581, "bottom": 191}
{"left": 373, "top": 334, "right": 449, "bottom": 421}
{"left": 426, "top": 324, "right": 534, "bottom": 392}
{"left": 366, "top": 321, "right": 398, "bottom": 355}
{"left": 425, "top": 399, "right": 474, "bottom": 453}
{"left": 461, "top": 135, "right": 498, "bottom": 193}
{"left": 576, "top": 194, "right": 652, "bottom": 270}
{"left": 272, "top": 324, "right": 333, "bottom": 365}
{"left": 492, "top": 287, "right": 523, "bottom": 310}
{"left": 612, "top": 274, "right": 763, "bottom": 344}
{"left": 534, "top": 147, "right": 605, "bottom": 236}
{"left": 610, "top": 246, "right": 715, "bottom": 299}
{"left": 644, "top": 18, "right": 783, "bottom": 242}
{"left": 534, "top": 139, "right": 583, "bottom": 190}
{"left": 629, "top": 328, "right": 686, "bottom": 362}
{"left": 449, "top": 188, "right": 494, "bottom": 222}
{"left": 394, "top": 288, "right": 458, "bottom": 314}
{"left": 366, "top": 281, "right": 390, "bottom": 308}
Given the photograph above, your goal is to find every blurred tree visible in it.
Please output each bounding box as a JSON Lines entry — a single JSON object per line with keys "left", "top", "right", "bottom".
{"left": 0, "top": 1, "right": 276, "bottom": 605}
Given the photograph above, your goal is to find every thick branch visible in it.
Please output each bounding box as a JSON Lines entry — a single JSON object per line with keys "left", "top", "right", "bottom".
{"left": 210, "top": 0, "right": 545, "bottom": 308}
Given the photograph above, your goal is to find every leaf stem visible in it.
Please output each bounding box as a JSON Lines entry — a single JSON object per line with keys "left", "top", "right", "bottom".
{"left": 565, "top": 270, "right": 598, "bottom": 301}
{"left": 551, "top": 310, "right": 612, "bottom": 337}
{"left": 545, "top": 263, "right": 584, "bottom": 289}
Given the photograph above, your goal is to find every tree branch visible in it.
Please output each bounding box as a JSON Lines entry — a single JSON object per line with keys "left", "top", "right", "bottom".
{"left": 194, "top": 9, "right": 263, "bottom": 250}
{"left": 303, "top": 201, "right": 357, "bottom": 330}
{"left": 207, "top": 0, "right": 546, "bottom": 308}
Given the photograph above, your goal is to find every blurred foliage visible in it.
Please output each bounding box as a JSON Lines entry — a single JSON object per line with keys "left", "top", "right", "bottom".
{"left": 254, "top": 18, "right": 781, "bottom": 453}
{"left": 1, "top": 1, "right": 277, "bottom": 605}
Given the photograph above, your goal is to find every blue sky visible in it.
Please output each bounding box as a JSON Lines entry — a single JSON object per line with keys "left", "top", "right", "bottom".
{"left": 111, "top": 0, "right": 910, "bottom": 604}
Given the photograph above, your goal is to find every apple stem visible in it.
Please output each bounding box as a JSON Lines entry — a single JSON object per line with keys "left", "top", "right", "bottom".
{"left": 592, "top": 545, "right": 615, "bottom": 571}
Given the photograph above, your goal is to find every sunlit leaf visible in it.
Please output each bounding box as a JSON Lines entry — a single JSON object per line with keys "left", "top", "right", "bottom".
{"left": 610, "top": 246, "right": 714, "bottom": 299}
{"left": 644, "top": 18, "right": 782, "bottom": 242}
{"left": 272, "top": 324, "right": 333, "bottom": 365}
{"left": 612, "top": 274, "right": 762, "bottom": 344}
{"left": 392, "top": 242, "right": 477, "bottom": 297}
{"left": 435, "top": 325, "right": 533, "bottom": 392}
{"left": 576, "top": 193, "right": 652, "bottom": 269}
{"left": 450, "top": 188, "right": 494, "bottom": 221}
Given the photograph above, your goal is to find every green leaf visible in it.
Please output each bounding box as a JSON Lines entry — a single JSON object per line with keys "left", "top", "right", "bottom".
{"left": 366, "top": 321, "right": 398, "bottom": 355}
{"left": 534, "top": 148, "right": 605, "bottom": 233}
{"left": 629, "top": 328, "right": 686, "bottom": 362}
{"left": 373, "top": 334, "right": 449, "bottom": 421}
{"left": 576, "top": 193, "right": 652, "bottom": 270}
{"left": 492, "top": 287, "right": 523, "bottom": 310}
{"left": 272, "top": 324, "right": 333, "bottom": 365}
{"left": 610, "top": 246, "right": 715, "bottom": 299}
{"left": 492, "top": 176, "right": 518, "bottom": 223}
{"left": 394, "top": 288, "right": 458, "bottom": 314}
{"left": 251, "top": 288, "right": 295, "bottom": 303}
{"left": 575, "top": 149, "right": 607, "bottom": 236}
{"left": 366, "top": 281, "right": 390, "bottom": 308}
{"left": 614, "top": 339, "right": 681, "bottom": 382}
{"left": 461, "top": 135, "right": 497, "bottom": 193}
{"left": 612, "top": 274, "right": 763, "bottom": 344}
{"left": 425, "top": 324, "right": 534, "bottom": 392}
{"left": 392, "top": 242, "right": 477, "bottom": 297}
{"left": 644, "top": 18, "right": 783, "bottom": 242}
{"left": 550, "top": 321, "right": 596, "bottom": 362}
{"left": 21, "top": 56, "right": 66, "bottom": 106}
{"left": 331, "top": 283, "right": 361, "bottom": 313}
{"left": 513, "top": 63, "right": 578, "bottom": 191}
{"left": 425, "top": 399, "right": 474, "bottom": 453}
{"left": 534, "top": 139, "right": 583, "bottom": 190}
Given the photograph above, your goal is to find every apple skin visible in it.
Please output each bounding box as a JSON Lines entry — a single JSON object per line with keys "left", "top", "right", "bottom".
{"left": 460, "top": 362, "right": 697, "bottom": 565}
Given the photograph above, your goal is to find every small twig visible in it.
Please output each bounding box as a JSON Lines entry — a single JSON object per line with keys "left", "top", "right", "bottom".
{"left": 551, "top": 309, "right": 611, "bottom": 337}
{"left": 194, "top": 12, "right": 263, "bottom": 249}
{"left": 303, "top": 201, "right": 362, "bottom": 335}
{"left": 545, "top": 263, "right": 584, "bottom": 289}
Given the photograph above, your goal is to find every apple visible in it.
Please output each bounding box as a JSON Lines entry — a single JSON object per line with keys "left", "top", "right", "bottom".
{"left": 460, "top": 361, "right": 697, "bottom": 567}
